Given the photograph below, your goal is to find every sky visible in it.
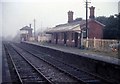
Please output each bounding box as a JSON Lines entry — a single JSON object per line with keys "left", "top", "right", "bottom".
{"left": 0, "top": 0, "right": 120, "bottom": 38}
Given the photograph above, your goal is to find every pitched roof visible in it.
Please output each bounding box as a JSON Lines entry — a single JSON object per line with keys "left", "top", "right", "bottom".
{"left": 20, "top": 26, "right": 33, "bottom": 30}
{"left": 46, "top": 19, "right": 105, "bottom": 33}
{"left": 46, "top": 24, "right": 80, "bottom": 33}
{"left": 46, "top": 20, "right": 85, "bottom": 33}
{"left": 93, "top": 20, "right": 105, "bottom": 27}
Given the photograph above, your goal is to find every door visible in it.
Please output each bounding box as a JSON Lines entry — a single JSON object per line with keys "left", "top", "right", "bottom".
{"left": 64, "top": 32, "right": 67, "bottom": 45}
{"left": 55, "top": 33, "right": 58, "bottom": 44}
{"left": 75, "top": 33, "right": 78, "bottom": 47}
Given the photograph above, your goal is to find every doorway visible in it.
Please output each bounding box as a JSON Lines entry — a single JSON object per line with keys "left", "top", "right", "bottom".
{"left": 74, "top": 33, "right": 78, "bottom": 47}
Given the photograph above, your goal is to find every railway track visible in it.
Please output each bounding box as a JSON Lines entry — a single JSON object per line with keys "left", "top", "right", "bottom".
{"left": 14, "top": 43, "right": 114, "bottom": 84}
{"left": 3, "top": 43, "right": 53, "bottom": 84}
{"left": 3, "top": 42, "right": 80, "bottom": 84}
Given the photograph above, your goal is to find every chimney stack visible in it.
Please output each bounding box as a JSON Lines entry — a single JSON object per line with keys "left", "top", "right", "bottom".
{"left": 89, "top": 6, "right": 95, "bottom": 19}
{"left": 29, "top": 24, "right": 31, "bottom": 28}
{"left": 68, "top": 11, "right": 74, "bottom": 23}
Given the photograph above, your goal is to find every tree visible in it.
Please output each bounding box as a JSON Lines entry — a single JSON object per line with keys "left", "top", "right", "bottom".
{"left": 96, "top": 15, "right": 118, "bottom": 39}
{"left": 117, "top": 13, "right": 120, "bottom": 40}
{"left": 117, "top": 13, "right": 120, "bottom": 58}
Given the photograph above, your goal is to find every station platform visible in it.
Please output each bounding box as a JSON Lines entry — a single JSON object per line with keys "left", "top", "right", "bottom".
{"left": 24, "top": 41, "right": 120, "bottom": 66}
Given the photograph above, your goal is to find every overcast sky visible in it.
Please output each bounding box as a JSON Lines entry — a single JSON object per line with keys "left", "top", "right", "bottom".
{"left": 0, "top": 0, "right": 119, "bottom": 38}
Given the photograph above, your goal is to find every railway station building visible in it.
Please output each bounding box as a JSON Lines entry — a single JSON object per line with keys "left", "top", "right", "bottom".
{"left": 46, "top": 6, "right": 105, "bottom": 47}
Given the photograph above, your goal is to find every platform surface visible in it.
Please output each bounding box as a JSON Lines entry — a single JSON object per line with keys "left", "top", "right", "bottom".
{"left": 25, "top": 41, "right": 120, "bottom": 66}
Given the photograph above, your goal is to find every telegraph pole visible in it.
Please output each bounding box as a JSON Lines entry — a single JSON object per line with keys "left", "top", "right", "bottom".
{"left": 80, "top": 0, "right": 90, "bottom": 49}
{"left": 86, "top": 0, "right": 90, "bottom": 38}
{"left": 86, "top": 0, "right": 88, "bottom": 38}
{"left": 34, "top": 19, "right": 36, "bottom": 40}
{"left": 85, "top": 0, "right": 91, "bottom": 37}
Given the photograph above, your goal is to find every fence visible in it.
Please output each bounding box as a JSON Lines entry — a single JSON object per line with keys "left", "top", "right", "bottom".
{"left": 83, "top": 38, "right": 118, "bottom": 52}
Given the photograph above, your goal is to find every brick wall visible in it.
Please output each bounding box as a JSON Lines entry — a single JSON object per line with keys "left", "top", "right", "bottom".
{"left": 88, "top": 20, "right": 103, "bottom": 39}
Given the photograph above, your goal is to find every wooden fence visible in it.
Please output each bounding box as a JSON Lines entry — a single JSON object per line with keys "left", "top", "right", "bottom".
{"left": 83, "top": 38, "right": 118, "bottom": 52}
